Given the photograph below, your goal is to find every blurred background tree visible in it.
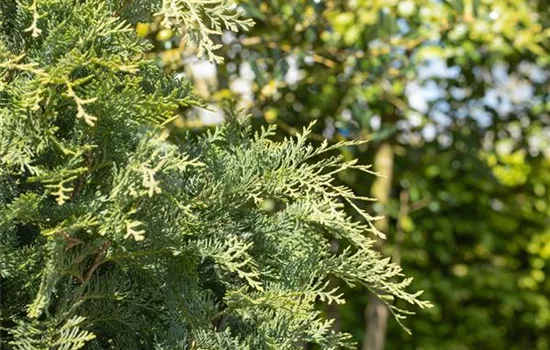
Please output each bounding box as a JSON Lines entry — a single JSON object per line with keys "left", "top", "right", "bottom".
{"left": 143, "top": 0, "right": 550, "bottom": 348}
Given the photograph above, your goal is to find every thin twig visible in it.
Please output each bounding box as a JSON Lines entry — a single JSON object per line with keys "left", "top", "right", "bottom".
{"left": 59, "top": 231, "right": 85, "bottom": 250}
{"left": 83, "top": 241, "right": 110, "bottom": 283}
{"left": 70, "top": 149, "right": 92, "bottom": 200}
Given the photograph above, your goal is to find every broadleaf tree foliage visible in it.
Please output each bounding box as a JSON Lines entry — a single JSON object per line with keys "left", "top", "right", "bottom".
{"left": 0, "top": 0, "right": 430, "bottom": 349}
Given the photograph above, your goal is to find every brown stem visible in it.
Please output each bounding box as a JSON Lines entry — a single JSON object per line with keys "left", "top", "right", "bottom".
{"left": 59, "top": 230, "right": 85, "bottom": 250}
{"left": 72, "top": 274, "right": 85, "bottom": 284}
{"left": 210, "top": 310, "right": 225, "bottom": 329}
{"left": 83, "top": 241, "right": 110, "bottom": 283}
{"left": 2, "top": 69, "right": 14, "bottom": 83}
{"left": 70, "top": 149, "right": 92, "bottom": 200}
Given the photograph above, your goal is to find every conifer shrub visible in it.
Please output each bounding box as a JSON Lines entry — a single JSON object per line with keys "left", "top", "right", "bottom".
{"left": 0, "top": 1, "right": 430, "bottom": 348}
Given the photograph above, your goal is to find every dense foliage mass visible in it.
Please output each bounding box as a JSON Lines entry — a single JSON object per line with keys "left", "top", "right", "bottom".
{"left": 0, "top": 1, "right": 429, "bottom": 349}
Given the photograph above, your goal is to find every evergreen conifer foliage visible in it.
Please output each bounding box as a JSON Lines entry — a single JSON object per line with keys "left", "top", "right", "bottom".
{"left": 0, "top": 1, "right": 430, "bottom": 348}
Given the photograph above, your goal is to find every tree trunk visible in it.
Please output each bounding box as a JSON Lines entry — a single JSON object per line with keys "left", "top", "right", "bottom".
{"left": 363, "top": 142, "right": 394, "bottom": 350}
